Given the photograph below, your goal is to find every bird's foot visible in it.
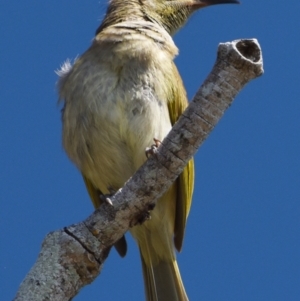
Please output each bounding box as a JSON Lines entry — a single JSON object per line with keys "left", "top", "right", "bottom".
{"left": 100, "top": 189, "right": 116, "bottom": 206}
{"left": 129, "top": 203, "right": 156, "bottom": 227}
{"left": 145, "top": 138, "right": 162, "bottom": 158}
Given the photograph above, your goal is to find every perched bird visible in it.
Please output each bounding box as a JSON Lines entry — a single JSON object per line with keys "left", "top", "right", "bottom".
{"left": 58, "top": 0, "right": 238, "bottom": 300}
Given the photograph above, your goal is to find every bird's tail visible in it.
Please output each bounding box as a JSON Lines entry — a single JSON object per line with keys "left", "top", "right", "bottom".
{"left": 140, "top": 248, "right": 188, "bottom": 301}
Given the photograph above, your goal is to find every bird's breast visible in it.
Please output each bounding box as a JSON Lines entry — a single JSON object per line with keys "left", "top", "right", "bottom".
{"left": 59, "top": 48, "right": 174, "bottom": 193}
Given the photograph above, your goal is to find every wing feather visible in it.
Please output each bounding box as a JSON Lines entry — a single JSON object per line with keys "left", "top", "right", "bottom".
{"left": 167, "top": 63, "right": 195, "bottom": 251}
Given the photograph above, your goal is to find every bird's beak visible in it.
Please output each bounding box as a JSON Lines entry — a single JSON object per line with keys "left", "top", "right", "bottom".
{"left": 193, "top": 0, "right": 240, "bottom": 9}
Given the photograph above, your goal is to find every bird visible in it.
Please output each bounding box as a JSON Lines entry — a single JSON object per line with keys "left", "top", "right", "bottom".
{"left": 57, "top": 0, "right": 239, "bottom": 300}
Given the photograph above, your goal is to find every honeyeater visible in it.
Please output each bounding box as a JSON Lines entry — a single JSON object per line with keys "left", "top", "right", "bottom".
{"left": 58, "top": 0, "right": 238, "bottom": 300}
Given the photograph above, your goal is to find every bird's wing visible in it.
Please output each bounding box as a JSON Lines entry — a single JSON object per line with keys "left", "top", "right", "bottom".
{"left": 167, "top": 63, "right": 195, "bottom": 252}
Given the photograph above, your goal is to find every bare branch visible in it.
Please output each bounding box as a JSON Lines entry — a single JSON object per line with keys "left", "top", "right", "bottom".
{"left": 14, "top": 39, "right": 263, "bottom": 301}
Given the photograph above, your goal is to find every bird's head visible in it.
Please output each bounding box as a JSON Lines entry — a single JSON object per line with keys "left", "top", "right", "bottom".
{"left": 97, "top": 0, "right": 239, "bottom": 36}
{"left": 142, "top": 0, "right": 239, "bottom": 35}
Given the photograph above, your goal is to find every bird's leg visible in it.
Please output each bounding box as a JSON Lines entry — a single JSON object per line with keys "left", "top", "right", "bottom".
{"left": 145, "top": 138, "right": 162, "bottom": 158}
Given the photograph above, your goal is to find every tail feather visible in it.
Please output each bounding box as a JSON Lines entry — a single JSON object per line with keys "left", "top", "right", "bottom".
{"left": 140, "top": 249, "right": 188, "bottom": 301}
{"left": 131, "top": 184, "right": 188, "bottom": 300}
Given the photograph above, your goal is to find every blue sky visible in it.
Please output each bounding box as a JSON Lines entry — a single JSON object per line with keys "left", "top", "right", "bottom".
{"left": 1, "top": 1, "right": 299, "bottom": 300}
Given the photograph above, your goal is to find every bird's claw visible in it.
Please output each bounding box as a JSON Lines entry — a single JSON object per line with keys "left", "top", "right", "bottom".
{"left": 129, "top": 202, "right": 156, "bottom": 227}
{"left": 145, "top": 138, "right": 162, "bottom": 158}
{"left": 100, "top": 194, "right": 114, "bottom": 206}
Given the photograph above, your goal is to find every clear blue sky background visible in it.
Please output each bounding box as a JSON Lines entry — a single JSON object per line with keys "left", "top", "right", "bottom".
{"left": 1, "top": 1, "right": 299, "bottom": 300}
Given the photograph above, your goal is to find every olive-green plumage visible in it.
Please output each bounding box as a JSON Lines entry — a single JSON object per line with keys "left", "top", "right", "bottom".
{"left": 58, "top": 0, "right": 238, "bottom": 300}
